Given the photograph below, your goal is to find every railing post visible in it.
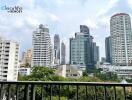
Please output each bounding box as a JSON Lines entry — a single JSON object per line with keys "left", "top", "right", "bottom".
{"left": 24, "top": 84, "right": 29, "bottom": 100}
{"left": 113, "top": 86, "right": 116, "bottom": 100}
{"left": 67, "top": 85, "right": 69, "bottom": 100}
{"left": 0, "top": 84, "right": 3, "bottom": 100}
{"left": 58, "top": 85, "right": 61, "bottom": 100}
{"left": 31, "top": 84, "right": 35, "bottom": 100}
{"left": 86, "top": 85, "right": 87, "bottom": 99}
{"left": 16, "top": 84, "right": 19, "bottom": 100}
{"left": 41, "top": 85, "right": 44, "bottom": 100}
{"left": 94, "top": 86, "right": 97, "bottom": 100}
{"left": 104, "top": 86, "right": 107, "bottom": 100}
{"left": 123, "top": 86, "right": 126, "bottom": 100}
{"left": 76, "top": 85, "right": 79, "bottom": 100}
{"left": 50, "top": 85, "right": 52, "bottom": 100}
{"left": 7, "top": 84, "right": 11, "bottom": 100}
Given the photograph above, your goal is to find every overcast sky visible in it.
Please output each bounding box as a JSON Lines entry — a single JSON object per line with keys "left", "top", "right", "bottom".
{"left": 0, "top": 0, "right": 132, "bottom": 62}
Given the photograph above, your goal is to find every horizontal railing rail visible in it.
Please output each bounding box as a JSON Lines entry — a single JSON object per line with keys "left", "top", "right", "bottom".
{"left": 0, "top": 81, "right": 132, "bottom": 100}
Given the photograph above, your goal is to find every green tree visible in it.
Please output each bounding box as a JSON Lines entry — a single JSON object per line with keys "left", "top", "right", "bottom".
{"left": 31, "top": 66, "right": 54, "bottom": 78}
{"left": 83, "top": 70, "right": 88, "bottom": 76}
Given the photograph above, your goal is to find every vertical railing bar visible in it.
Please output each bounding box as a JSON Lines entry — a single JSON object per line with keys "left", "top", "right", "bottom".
{"left": 50, "top": 84, "right": 52, "bottom": 100}
{"left": 24, "top": 84, "right": 29, "bottom": 100}
{"left": 31, "top": 84, "right": 35, "bottom": 100}
{"left": 104, "top": 86, "right": 107, "bottom": 100}
{"left": 68, "top": 85, "right": 69, "bottom": 100}
{"left": 0, "top": 84, "right": 3, "bottom": 100}
{"left": 123, "top": 86, "right": 126, "bottom": 100}
{"left": 59, "top": 85, "right": 61, "bottom": 100}
{"left": 94, "top": 86, "right": 97, "bottom": 100}
{"left": 7, "top": 84, "right": 11, "bottom": 100}
{"left": 76, "top": 85, "right": 79, "bottom": 100}
{"left": 113, "top": 86, "right": 116, "bottom": 100}
{"left": 16, "top": 84, "right": 19, "bottom": 100}
{"left": 41, "top": 85, "right": 44, "bottom": 100}
{"left": 86, "top": 85, "right": 87, "bottom": 99}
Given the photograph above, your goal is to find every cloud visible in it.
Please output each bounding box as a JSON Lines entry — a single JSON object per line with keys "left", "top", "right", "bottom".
{"left": 18, "top": 0, "right": 35, "bottom": 9}
{"left": 128, "top": 0, "right": 132, "bottom": 5}
{"left": 56, "top": 0, "right": 64, "bottom": 5}
{"left": 82, "top": 18, "right": 98, "bottom": 29}
{"left": 98, "top": 16, "right": 110, "bottom": 26}
{"left": 96, "top": 0, "right": 119, "bottom": 17}
{"left": 69, "top": 31, "right": 75, "bottom": 38}
{"left": 48, "top": 13, "right": 61, "bottom": 22}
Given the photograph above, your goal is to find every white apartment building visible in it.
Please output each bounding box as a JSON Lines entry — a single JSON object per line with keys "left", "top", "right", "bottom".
{"left": 0, "top": 38, "right": 19, "bottom": 81}
{"left": 100, "top": 63, "right": 132, "bottom": 79}
{"left": 32, "top": 24, "right": 53, "bottom": 67}
{"left": 19, "top": 68, "right": 31, "bottom": 76}
{"left": 110, "top": 13, "right": 132, "bottom": 66}
{"left": 55, "top": 65, "right": 83, "bottom": 78}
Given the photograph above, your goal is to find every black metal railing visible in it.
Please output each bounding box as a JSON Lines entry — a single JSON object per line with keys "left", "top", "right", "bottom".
{"left": 0, "top": 81, "right": 132, "bottom": 100}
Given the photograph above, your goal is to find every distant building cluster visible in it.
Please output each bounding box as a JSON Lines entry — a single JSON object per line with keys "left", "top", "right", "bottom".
{"left": 105, "top": 13, "right": 132, "bottom": 66}
{"left": 53, "top": 34, "right": 66, "bottom": 65}
{"left": 2, "top": 12, "right": 132, "bottom": 81}
{"left": 102, "top": 13, "right": 132, "bottom": 79}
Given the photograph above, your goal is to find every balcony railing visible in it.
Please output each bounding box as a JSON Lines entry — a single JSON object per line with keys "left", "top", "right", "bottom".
{"left": 0, "top": 81, "right": 132, "bottom": 100}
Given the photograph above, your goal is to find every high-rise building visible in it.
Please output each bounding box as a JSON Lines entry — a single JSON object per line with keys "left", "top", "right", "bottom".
{"left": 105, "top": 36, "right": 112, "bottom": 64}
{"left": 32, "top": 24, "right": 53, "bottom": 67}
{"left": 80, "top": 25, "right": 89, "bottom": 34}
{"left": 70, "top": 34, "right": 85, "bottom": 65}
{"left": 70, "top": 25, "right": 99, "bottom": 67}
{"left": 21, "top": 48, "right": 32, "bottom": 67}
{"left": 0, "top": 38, "right": 19, "bottom": 81}
{"left": 61, "top": 41, "right": 66, "bottom": 64}
{"left": 101, "top": 57, "right": 106, "bottom": 64}
{"left": 92, "top": 42, "right": 99, "bottom": 64}
{"left": 25, "top": 48, "right": 32, "bottom": 65}
{"left": 21, "top": 52, "right": 26, "bottom": 62}
{"left": 110, "top": 13, "right": 132, "bottom": 66}
{"left": 54, "top": 34, "right": 60, "bottom": 64}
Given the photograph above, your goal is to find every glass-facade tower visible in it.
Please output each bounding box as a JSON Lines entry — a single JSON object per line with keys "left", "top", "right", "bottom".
{"left": 70, "top": 25, "right": 99, "bottom": 67}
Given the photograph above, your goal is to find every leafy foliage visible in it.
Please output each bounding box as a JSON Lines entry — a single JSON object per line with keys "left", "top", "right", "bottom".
{"left": 18, "top": 66, "right": 124, "bottom": 99}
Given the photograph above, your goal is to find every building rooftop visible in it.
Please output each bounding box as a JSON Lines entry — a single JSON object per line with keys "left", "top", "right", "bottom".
{"left": 111, "top": 13, "right": 129, "bottom": 18}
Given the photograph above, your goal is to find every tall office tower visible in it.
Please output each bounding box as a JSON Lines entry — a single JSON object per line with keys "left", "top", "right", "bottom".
{"left": 54, "top": 34, "right": 60, "bottom": 64}
{"left": 21, "top": 48, "right": 32, "bottom": 66}
{"left": 80, "top": 25, "right": 89, "bottom": 34}
{"left": 92, "top": 42, "right": 99, "bottom": 64}
{"left": 25, "top": 48, "right": 32, "bottom": 65}
{"left": 0, "top": 38, "right": 19, "bottom": 81}
{"left": 105, "top": 36, "right": 112, "bottom": 64}
{"left": 101, "top": 57, "right": 106, "bottom": 64}
{"left": 32, "top": 24, "right": 53, "bottom": 67}
{"left": 21, "top": 52, "right": 26, "bottom": 61}
{"left": 110, "top": 13, "right": 132, "bottom": 66}
{"left": 70, "top": 25, "right": 98, "bottom": 67}
{"left": 61, "top": 42, "right": 66, "bottom": 64}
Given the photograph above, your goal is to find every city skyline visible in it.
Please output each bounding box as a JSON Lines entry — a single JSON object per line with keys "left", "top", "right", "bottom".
{"left": 0, "top": 0, "right": 132, "bottom": 62}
